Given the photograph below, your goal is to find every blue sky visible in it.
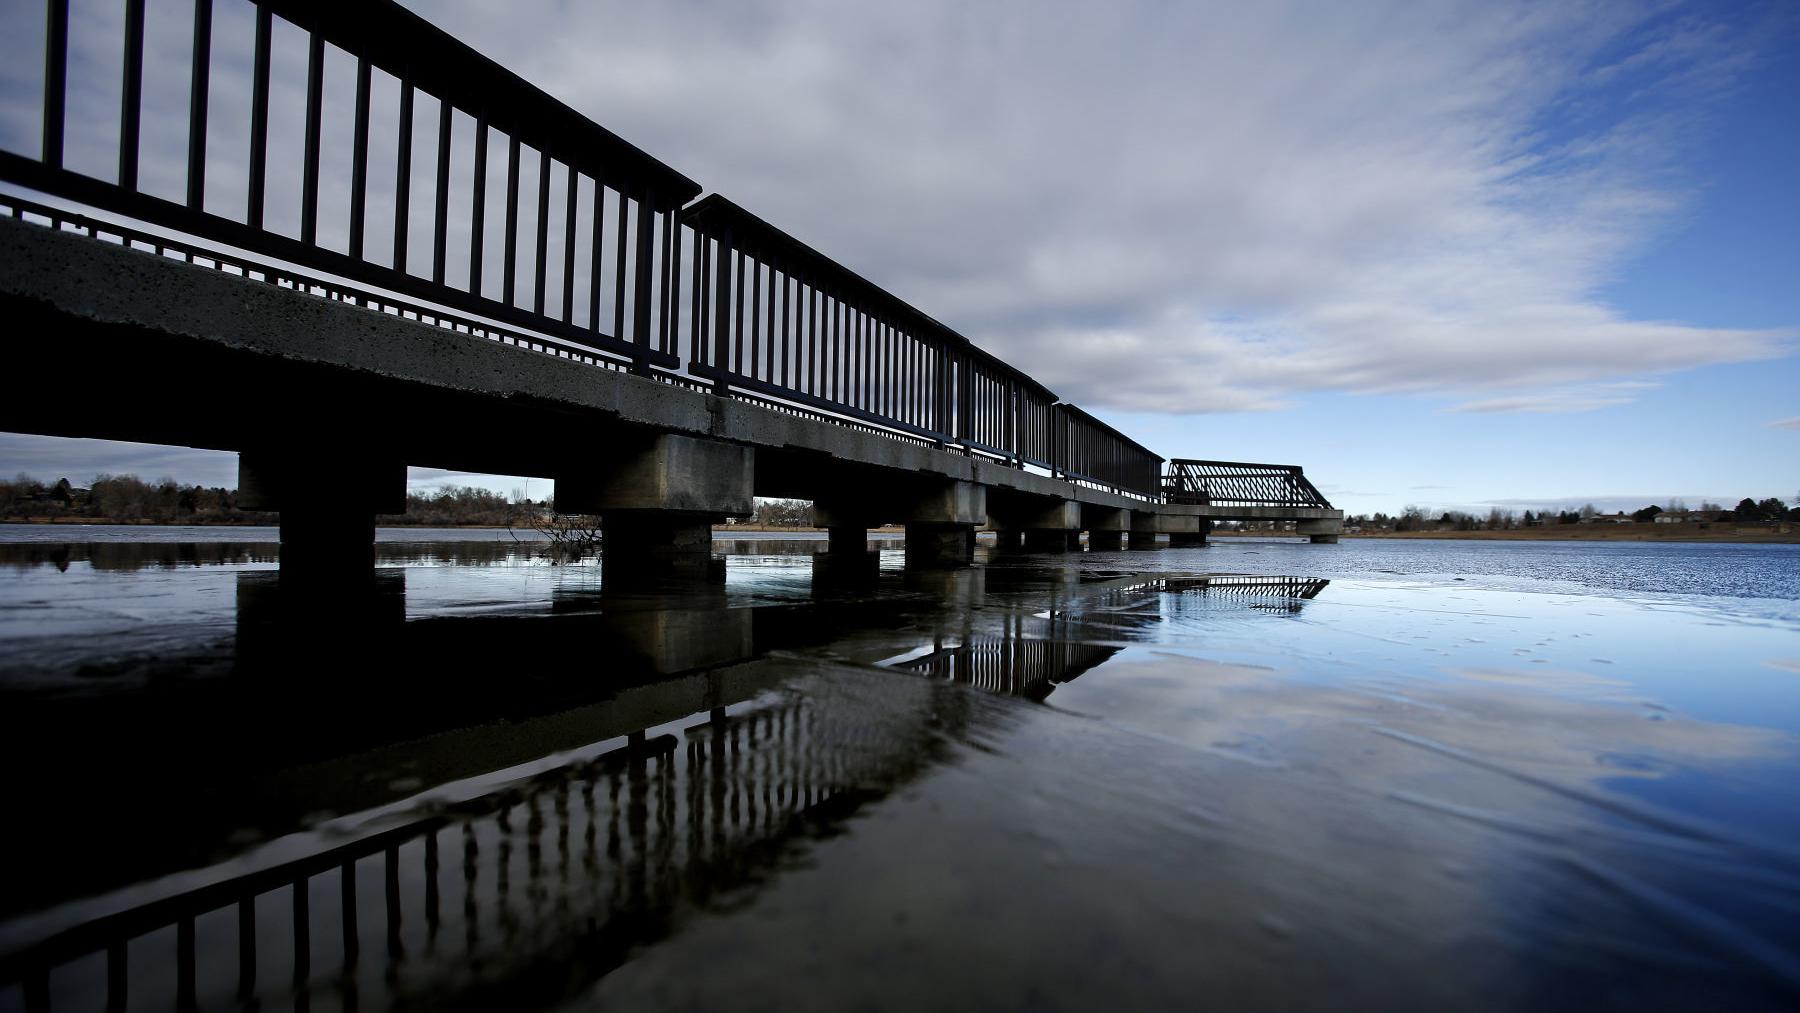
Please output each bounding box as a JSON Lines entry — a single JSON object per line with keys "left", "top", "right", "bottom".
{"left": 0, "top": 0, "right": 1795, "bottom": 516}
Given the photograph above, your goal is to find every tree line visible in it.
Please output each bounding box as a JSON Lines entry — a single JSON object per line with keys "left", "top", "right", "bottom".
{"left": 1344, "top": 497, "right": 1798, "bottom": 533}
{"left": 1, "top": 473, "right": 551, "bottom": 526}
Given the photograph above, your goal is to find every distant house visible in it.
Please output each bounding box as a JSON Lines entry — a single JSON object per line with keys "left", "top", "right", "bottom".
{"left": 1656, "top": 510, "right": 1725, "bottom": 524}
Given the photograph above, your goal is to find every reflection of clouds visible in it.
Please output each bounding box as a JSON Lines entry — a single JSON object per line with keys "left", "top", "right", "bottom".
{"left": 1766, "top": 658, "right": 1800, "bottom": 674}
{"left": 1062, "top": 652, "right": 1787, "bottom": 795}
{"left": 1039, "top": 649, "right": 1800, "bottom": 1004}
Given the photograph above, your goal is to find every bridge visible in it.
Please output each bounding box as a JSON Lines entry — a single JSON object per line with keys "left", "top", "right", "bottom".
{"left": 0, "top": 0, "right": 1343, "bottom": 574}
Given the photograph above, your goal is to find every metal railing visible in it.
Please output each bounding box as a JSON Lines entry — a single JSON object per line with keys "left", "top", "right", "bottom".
{"left": 1163, "top": 459, "right": 1334, "bottom": 508}
{"left": 8, "top": 0, "right": 698, "bottom": 372}
{"left": 1055, "top": 405, "right": 1164, "bottom": 498}
{"left": 2, "top": 0, "right": 1177, "bottom": 499}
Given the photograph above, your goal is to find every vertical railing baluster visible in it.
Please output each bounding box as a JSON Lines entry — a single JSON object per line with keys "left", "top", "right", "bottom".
{"left": 245, "top": 6, "right": 271, "bottom": 229}
{"left": 685, "top": 226, "right": 702, "bottom": 362}
{"left": 502, "top": 134, "right": 519, "bottom": 306}
{"left": 348, "top": 57, "right": 371, "bottom": 259}
{"left": 588, "top": 177, "right": 605, "bottom": 331}
{"left": 633, "top": 191, "right": 655, "bottom": 362}
{"left": 612, "top": 192, "right": 629, "bottom": 341}
{"left": 185, "top": 0, "right": 212, "bottom": 209}
{"left": 659, "top": 210, "right": 676, "bottom": 355}
{"left": 664, "top": 213, "right": 681, "bottom": 355}
{"left": 238, "top": 895, "right": 257, "bottom": 1001}
{"left": 176, "top": 915, "right": 196, "bottom": 1011}
{"left": 118, "top": 0, "right": 145, "bottom": 189}
{"left": 43, "top": 0, "right": 69, "bottom": 169}
{"left": 341, "top": 860, "right": 359, "bottom": 970}
{"left": 468, "top": 115, "right": 487, "bottom": 294}
{"left": 299, "top": 31, "right": 323, "bottom": 245}
{"left": 732, "top": 249, "right": 745, "bottom": 373}
{"left": 292, "top": 878, "right": 310, "bottom": 987}
{"left": 804, "top": 288, "right": 816, "bottom": 395}
{"left": 393, "top": 81, "right": 414, "bottom": 271}
{"left": 712, "top": 233, "right": 732, "bottom": 387}
{"left": 106, "top": 939, "right": 128, "bottom": 1013}
{"left": 693, "top": 233, "right": 708, "bottom": 365}
{"left": 749, "top": 259, "right": 761, "bottom": 379}
{"left": 532, "top": 148, "right": 550, "bottom": 314}
{"left": 424, "top": 828, "right": 441, "bottom": 946}
{"left": 432, "top": 98, "right": 452, "bottom": 283}
{"left": 385, "top": 844, "right": 403, "bottom": 959}
{"left": 560, "top": 164, "right": 577, "bottom": 321}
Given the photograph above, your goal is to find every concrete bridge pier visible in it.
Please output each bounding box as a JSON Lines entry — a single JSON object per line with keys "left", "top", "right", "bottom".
{"left": 816, "top": 480, "right": 985, "bottom": 568}
{"left": 986, "top": 528, "right": 1026, "bottom": 552}
{"left": 1083, "top": 506, "right": 1131, "bottom": 551}
{"left": 1128, "top": 511, "right": 1163, "bottom": 549}
{"left": 238, "top": 445, "right": 406, "bottom": 580}
{"left": 1298, "top": 518, "right": 1342, "bottom": 544}
{"left": 556, "top": 434, "right": 754, "bottom": 576}
{"left": 991, "top": 497, "right": 1081, "bottom": 554}
{"left": 1159, "top": 513, "right": 1211, "bottom": 547}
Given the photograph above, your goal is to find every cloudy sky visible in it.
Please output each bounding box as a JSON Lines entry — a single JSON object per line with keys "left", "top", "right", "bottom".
{"left": 2, "top": 0, "right": 1796, "bottom": 515}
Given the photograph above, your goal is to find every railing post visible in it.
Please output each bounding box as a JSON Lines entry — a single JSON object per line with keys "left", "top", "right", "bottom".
{"left": 712, "top": 228, "right": 733, "bottom": 395}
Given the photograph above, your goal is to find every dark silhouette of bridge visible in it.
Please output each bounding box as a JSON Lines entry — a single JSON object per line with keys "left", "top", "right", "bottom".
{"left": 0, "top": 0, "right": 1342, "bottom": 573}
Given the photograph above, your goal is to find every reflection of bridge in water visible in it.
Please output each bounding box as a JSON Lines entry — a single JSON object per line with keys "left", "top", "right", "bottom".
{"left": 0, "top": 562, "right": 1330, "bottom": 1008}
{"left": 1158, "top": 574, "right": 1331, "bottom": 612}
{"left": 890, "top": 573, "right": 1331, "bottom": 700}
{"left": 1, "top": 665, "right": 965, "bottom": 1011}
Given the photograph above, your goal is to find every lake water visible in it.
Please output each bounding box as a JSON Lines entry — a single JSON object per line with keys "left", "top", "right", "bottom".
{"left": 1, "top": 528, "right": 1798, "bottom": 1011}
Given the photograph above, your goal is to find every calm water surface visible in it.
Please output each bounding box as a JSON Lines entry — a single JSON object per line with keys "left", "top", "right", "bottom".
{"left": 1, "top": 529, "right": 1797, "bottom": 1011}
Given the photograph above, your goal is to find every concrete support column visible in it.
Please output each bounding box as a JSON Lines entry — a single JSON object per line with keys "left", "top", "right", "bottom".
{"left": 601, "top": 511, "right": 718, "bottom": 563}
{"left": 906, "top": 522, "right": 976, "bottom": 567}
{"left": 826, "top": 526, "right": 871, "bottom": 556}
{"left": 815, "top": 524, "right": 881, "bottom": 585}
{"left": 988, "top": 528, "right": 1025, "bottom": 552}
{"left": 239, "top": 446, "right": 405, "bottom": 581}
{"left": 989, "top": 498, "right": 1081, "bottom": 555}
{"left": 1170, "top": 519, "right": 1213, "bottom": 547}
{"left": 1083, "top": 506, "right": 1129, "bottom": 553}
{"left": 1298, "top": 517, "right": 1343, "bottom": 544}
{"left": 819, "top": 479, "right": 984, "bottom": 570}
{"left": 1143, "top": 511, "right": 1209, "bottom": 548}
{"left": 556, "top": 434, "right": 754, "bottom": 577}
{"left": 1129, "top": 510, "right": 1163, "bottom": 549}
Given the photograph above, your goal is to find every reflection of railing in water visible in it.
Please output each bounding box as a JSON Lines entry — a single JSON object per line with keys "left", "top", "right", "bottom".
{"left": 1161, "top": 575, "right": 1330, "bottom": 604}
{"left": 897, "top": 639, "right": 1121, "bottom": 701}
{"left": 0, "top": 680, "right": 946, "bottom": 1011}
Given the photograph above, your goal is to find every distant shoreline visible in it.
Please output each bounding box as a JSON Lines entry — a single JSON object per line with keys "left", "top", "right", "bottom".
{"left": 1214, "top": 527, "right": 1799, "bottom": 544}
{"left": 5, "top": 518, "right": 1795, "bottom": 544}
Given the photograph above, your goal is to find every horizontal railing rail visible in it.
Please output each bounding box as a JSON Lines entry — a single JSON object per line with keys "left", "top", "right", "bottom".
{"left": 1163, "top": 459, "right": 1334, "bottom": 508}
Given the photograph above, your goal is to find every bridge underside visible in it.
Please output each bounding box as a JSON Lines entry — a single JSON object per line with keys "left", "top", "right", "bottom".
{"left": 0, "top": 217, "right": 1342, "bottom": 567}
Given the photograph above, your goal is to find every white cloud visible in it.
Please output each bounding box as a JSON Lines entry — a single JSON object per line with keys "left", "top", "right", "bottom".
{"left": 389, "top": 0, "right": 1794, "bottom": 415}
{"left": 1766, "top": 417, "right": 1800, "bottom": 431}
{"left": 1445, "top": 382, "right": 1661, "bottom": 415}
